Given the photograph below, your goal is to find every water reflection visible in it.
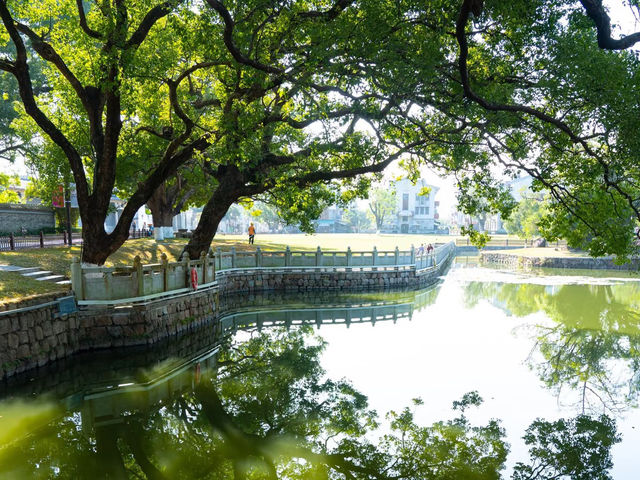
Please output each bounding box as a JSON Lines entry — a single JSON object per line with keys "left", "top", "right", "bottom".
{"left": 462, "top": 274, "right": 640, "bottom": 413}
{"left": 0, "top": 280, "right": 631, "bottom": 478}
{"left": 0, "top": 324, "right": 619, "bottom": 479}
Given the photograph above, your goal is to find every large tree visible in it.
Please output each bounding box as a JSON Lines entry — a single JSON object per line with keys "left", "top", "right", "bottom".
{"left": 3, "top": 0, "right": 640, "bottom": 262}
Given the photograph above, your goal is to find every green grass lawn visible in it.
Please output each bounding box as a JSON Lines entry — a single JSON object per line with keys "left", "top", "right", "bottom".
{"left": 219, "top": 232, "right": 455, "bottom": 251}
{"left": 0, "top": 271, "right": 70, "bottom": 306}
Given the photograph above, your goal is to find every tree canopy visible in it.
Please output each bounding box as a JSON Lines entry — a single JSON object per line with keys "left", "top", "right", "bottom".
{"left": 2, "top": 0, "right": 640, "bottom": 261}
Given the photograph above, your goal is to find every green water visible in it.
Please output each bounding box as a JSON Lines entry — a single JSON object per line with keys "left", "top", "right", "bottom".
{"left": 1, "top": 261, "right": 640, "bottom": 479}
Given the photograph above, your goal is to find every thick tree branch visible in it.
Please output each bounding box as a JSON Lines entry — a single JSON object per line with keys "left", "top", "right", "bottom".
{"left": 579, "top": 0, "right": 640, "bottom": 50}
{"left": 14, "top": 23, "right": 90, "bottom": 109}
{"left": 76, "top": 0, "right": 103, "bottom": 39}
{"left": 126, "top": 1, "right": 176, "bottom": 49}
{"left": 204, "top": 0, "right": 283, "bottom": 74}
{"left": 0, "top": 0, "right": 90, "bottom": 208}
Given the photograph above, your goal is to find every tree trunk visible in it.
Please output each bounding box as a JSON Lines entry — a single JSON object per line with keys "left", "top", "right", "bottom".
{"left": 184, "top": 167, "right": 247, "bottom": 259}
{"left": 81, "top": 216, "right": 127, "bottom": 265}
{"left": 183, "top": 187, "right": 238, "bottom": 259}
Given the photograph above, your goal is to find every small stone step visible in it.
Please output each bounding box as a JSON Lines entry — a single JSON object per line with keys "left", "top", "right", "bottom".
{"left": 14, "top": 267, "right": 40, "bottom": 275}
{"left": 55, "top": 279, "right": 72, "bottom": 285}
{"left": 36, "top": 274, "right": 66, "bottom": 282}
{"left": 21, "top": 270, "right": 52, "bottom": 278}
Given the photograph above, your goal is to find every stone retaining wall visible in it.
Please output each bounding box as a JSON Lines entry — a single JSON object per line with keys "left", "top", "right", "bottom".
{"left": 481, "top": 252, "right": 640, "bottom": 270}
{"left": 0, "top": 292, "right": 79, "bottom": 379}
{"left": 1, "top": 258, "right": 451, "bottom": 381}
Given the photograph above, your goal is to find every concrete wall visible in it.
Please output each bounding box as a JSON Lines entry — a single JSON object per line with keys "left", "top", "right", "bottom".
{"left": 0, "top": 204, "right": 55, "bottom": 233}
{"left": 0, "top": 257, "right": 452, "bottom": 381}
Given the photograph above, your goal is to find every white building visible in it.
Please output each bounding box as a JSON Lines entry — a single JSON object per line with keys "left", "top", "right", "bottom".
{"left": 386, "top": 179, "right": 440, "bottom": 234}
{"left": 103, "top": 196, "right": 153, "bottom": 234}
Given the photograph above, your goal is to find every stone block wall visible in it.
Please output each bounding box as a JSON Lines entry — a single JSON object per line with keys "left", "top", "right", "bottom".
{"left": 0, "top": 293, "right": 79, "bottom": 379}
{"left": 481, "top": 252, "right": 640, "bottom": 270}
{"left": 0, "top": 204, "right": 55, "bottom": 233}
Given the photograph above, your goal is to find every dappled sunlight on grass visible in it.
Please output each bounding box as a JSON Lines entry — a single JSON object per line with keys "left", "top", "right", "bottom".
{"left": 0, "top": 246, "right": 81, "bottom": 277}
{"left": 0, "top": 271, "right": 66, "bottom": 305}
{"left": 216, "top": 233, "right": 455, "bottom": 252}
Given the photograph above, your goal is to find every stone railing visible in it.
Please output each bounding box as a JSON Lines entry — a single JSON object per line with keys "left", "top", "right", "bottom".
{"left": 72, "top": 243, "right": 455, "bottom": 302}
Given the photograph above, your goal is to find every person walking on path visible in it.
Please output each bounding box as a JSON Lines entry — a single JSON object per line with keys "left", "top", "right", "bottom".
{"left": 248, "top": 222, "right": 256, "bottom": 244}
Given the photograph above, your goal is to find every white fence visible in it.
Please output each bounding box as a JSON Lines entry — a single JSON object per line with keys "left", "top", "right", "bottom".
{"left": 72, "top": 242, "right": 455, "bottom": 302}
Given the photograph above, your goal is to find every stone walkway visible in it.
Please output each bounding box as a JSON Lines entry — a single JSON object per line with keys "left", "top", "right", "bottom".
{"left": 0, "top": 264, "right": 71, "bottom": 285}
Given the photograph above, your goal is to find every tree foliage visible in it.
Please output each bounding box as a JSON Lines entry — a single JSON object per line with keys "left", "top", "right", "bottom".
{"left": 368, "top": 187, "right": 396, "bottom": 231}
{"left": 3, "top": 0, "right": 640, "bottom": 260}
{"left": 504, "top": 193, "right": 549, "bottom": 239}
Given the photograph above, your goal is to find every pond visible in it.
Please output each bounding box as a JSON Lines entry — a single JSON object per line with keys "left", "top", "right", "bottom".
{"left": 1, "top": 259, "right": 639, "bottom": 479}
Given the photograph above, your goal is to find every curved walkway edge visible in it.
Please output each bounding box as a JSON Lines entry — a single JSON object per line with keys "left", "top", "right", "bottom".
{"left": 1, "top": 245, "right": 455, "bottom": 381}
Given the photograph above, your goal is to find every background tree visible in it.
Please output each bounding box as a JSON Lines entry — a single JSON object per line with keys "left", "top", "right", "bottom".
{"left": 504, "top": 193, "right": 549, "bottom": 239}
{"left": 344, "top": 206, "right": 372, "bottom": 233}
{"left": 0, "top": 172, "right": 20, "bottom": 203}
{"left": 368, "top": 187, "right": 396, "bottom": 232}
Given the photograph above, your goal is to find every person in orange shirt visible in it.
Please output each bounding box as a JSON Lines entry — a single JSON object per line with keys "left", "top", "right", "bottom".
{"left": 248, "top": 222, "right": 256, "bottom": 244}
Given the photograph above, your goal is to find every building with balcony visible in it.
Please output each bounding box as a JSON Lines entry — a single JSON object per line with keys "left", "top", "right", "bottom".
{"left": 383, "top": 179, "right": 440, "bottom": 233}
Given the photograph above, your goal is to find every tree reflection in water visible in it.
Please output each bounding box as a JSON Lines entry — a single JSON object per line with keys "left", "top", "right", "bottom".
{"left": 463, "top": 279, "right": 640, "bottom": 413}
{"left": 0, "top": 327, "right": 620, "bottom": 479}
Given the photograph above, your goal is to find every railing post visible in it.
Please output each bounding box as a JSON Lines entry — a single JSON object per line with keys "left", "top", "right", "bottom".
{"left": 183, "top": 255, "right": 190, "bottom": 288}
{"left": 63, "top": 230, "right": 67, "bottom": 245}
{"left": 161, "top": 253, "right": 169, "bottom": 291}
{"left": 506, "top": 238, "right": 509, "bottom": 246}
{"left": 70, "top": 256, "right": 84, "bottom": 300}
{"left": 285, "top": 246, "right": 291, "bottom": 266}
{"left": 410, "top": 244, "right": 415, "bottom": 264}
{"left": 210, "top": 250, "right": 216, "bottom": 282}
{"left": 315, "top": 246, "right": 322, "bottom": 266}
{"left": 372, "top": 246, "right": 378, "bottom": 266}
{"left": 256, "top": 246, "right": 262, "bottom": 267}
{"left": 134, "top": 255, "right": 144, "bottom": 297}
{"left": 231, "top": 247, "right": 236, "bottom": 268}
{"left": 347, "top": 246, "right": 352, "bottom": 267}
{"left": 394, "top": 246, "right": 399, "bottom": 265}
{"left": 9, "top": 233, "right": 14, "bottom": 251}
{"left": 39, "top": 231, "right": 44, "bottom": 248}
{"left": 216, "top": 247, "right": 222, "bottom": 271}
{"left": 200, "top": 251, "right": 207, "bottom": 284}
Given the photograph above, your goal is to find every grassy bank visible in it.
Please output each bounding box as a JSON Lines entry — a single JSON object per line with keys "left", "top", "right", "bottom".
{"left": 0, "top": 271, "right": 69, "bottom": 305}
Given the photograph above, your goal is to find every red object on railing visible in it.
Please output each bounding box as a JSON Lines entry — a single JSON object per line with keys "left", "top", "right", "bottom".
{"left": 190, "top": 267, "right": 198, "bottom": 290}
